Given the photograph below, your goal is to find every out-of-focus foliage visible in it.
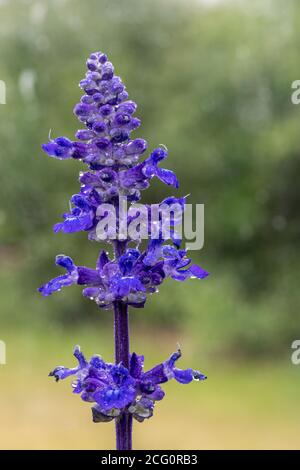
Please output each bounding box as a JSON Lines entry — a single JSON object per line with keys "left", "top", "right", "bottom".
{"left": 0, "top": 0, "right": 299, "bottom": 356}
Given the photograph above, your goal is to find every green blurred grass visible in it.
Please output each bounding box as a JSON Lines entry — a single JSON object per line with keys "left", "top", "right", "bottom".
{"left": 0, "top": 327, "right": 299, "bottom": 450}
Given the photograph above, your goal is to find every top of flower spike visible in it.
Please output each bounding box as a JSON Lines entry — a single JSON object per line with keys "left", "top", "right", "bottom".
{"left": 42, "top": 51, "right": 179, "bottom": 206}
{"left": 42, "top": 52, "right": 166, "bottom": 170}
{"left": 42, "top": 51, "right": 145, "bottom": 168}
{"left": 74, "top": 50, "right": 143, "bottom": 167}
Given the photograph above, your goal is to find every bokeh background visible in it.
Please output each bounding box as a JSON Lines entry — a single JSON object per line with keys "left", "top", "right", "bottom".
{"left": 0, "top": 0, "right": 300, "bottom": 449}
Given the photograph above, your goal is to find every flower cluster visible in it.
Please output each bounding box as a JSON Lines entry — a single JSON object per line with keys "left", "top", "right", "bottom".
{"left": 50, "top": 346, "right": 206, "bottom": 423}
{"left": 39, "top": 242, "right": 208, "bottom": 308}
{"left": 39, "top": 51, "right": 208, "bottom": 307}
{"left": 52, "top": 193, "right": 185, "bottom": 244}
{"left": 48, "top": 147, "right": 179, "bottom": 236}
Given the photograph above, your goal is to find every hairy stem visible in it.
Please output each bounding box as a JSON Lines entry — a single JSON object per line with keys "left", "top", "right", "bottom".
{"left": 113, "top": 240, "right": 132, "bottom": 450}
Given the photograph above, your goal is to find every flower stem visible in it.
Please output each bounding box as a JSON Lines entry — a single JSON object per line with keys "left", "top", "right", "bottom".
{"left": 113, "top": 300, "right": 132, "bottom": 450}
{"left": 113, "top": 241, "right": 132, "bottom": 451}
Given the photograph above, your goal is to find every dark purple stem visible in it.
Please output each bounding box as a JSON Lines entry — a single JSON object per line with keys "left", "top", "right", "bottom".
{"left": 113, "top": 240, "right": 132, "bottom": 451}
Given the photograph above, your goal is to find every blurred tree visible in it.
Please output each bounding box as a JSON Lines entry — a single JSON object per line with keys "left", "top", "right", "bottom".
{"left": 0, "top": 0, "right": 299, "bottom": 356}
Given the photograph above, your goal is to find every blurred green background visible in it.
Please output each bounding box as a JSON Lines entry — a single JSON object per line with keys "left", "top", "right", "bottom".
{"left": 0, "top": 0, "right": 300, "bottom": 449}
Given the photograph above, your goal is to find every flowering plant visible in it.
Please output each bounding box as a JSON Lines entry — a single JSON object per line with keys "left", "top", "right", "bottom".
{"left": 39, "top": 51, "right": 208, "bottom": 450}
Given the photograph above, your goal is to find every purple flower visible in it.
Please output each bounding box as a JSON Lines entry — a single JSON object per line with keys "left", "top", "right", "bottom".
{"left": 53, "top": 194, "right": 95, "bottom": 234}
{"left": 39, "top": 245, "right": 208, "bottom": 308}
{"left": 38, "top": 255, "right": 78, "bottom": 296}
{"left": 119, "top": 147, "right": 178, "bottom": 190}
{"left": 49, "top": 346, "right": 206, "bottom": 423}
